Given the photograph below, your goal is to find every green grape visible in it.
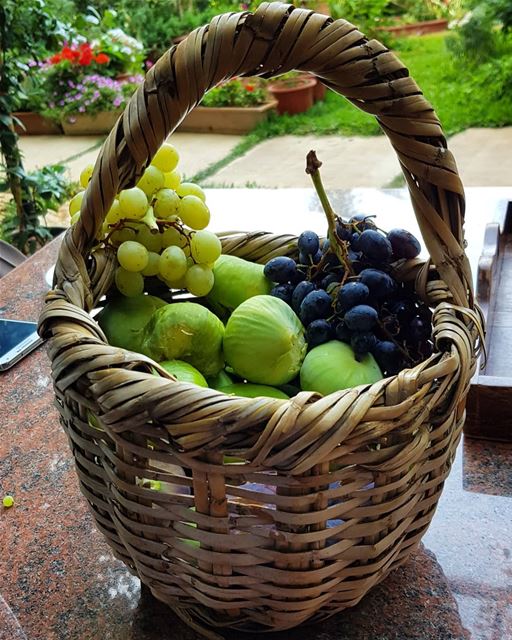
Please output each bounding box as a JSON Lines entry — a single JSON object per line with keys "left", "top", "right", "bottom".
{"left": 106, "top": 200, "right": 123, "bottom": 224}
{"left": 79, "top": 164, "right": 94, "bottom": 189}
{"left": 70, "top": 212, "right": 81, "bottom": 225}
{"left": 136, "top": 225, "right": 162, "bottom": 252}
{"left": 137, "top": 165, "right": 165, "bottom": 197}
{"left": 159, "top": 246, "right": 187, "bottom": 281}
{"left": 190, "top": 230, "right": 222, "bottom": 264}
{"left": 154, "top": 188, "right": 180, "bottom": 219}
{"left": 118, "top": 187, "right": 149, "bottom": 219}
{"left": 69, "top": 191, "right": 84, "bottom": 216}
{"left": 110, "top": 227, "right": 137, "bottom": 246}
{"left": 165, "top": 273, "right": 187, "bottom": 289}
{"left": 117, "top": 240, "right": 149, "bottom": 272}
{"left": 163, "top": 170, "right": 181, "bottom": 190}
{"left": 152, "top": 143, "right": 179, "bottom": 173}
{"left": 115, "top": 267, "right": 144, "bottom": 297}
{"left": 179, "top": 195, "right": 210, "bottom": 230}
{"left": 141, "top": 251, "right": 161, "bottom": 276}
{"left": 185, "top": 264, "right": 214, "bottom": 297}
{"left": 176, "top": 182, "right": 206, "bottom": 202}
{"left": 162, "top": 226, "right": 187, "bottom": 248}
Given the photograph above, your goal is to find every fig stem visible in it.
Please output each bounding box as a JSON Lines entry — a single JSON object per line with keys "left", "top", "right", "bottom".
{"left": 306, "top": 150, "right": 355, "bottom": 276}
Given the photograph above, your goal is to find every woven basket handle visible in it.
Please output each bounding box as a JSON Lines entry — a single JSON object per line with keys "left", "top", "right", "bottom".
{"left": 71, "top": 1, "right": 473, "bottom": 308}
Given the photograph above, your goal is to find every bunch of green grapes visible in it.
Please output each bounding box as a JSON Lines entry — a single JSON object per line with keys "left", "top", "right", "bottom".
{"left": 70, "top": 142, "right": 222, "bottom": 299}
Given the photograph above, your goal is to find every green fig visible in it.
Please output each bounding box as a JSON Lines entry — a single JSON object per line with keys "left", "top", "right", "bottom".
{"left": 206, "top": 254, "right": 272, "bottom": 318}
{"left": 159, "top": 359, "right": 208, "bottom": 387}
{"left": 224, "top": 295, "right": 307, "bottom": 385}
{"left": 207, "top": 369, "right": 234, "bottom": 390}
{"left": 222, "top": 383, "right": 289, "bottom": 399}
{"left": 96, "top": 293, "right": 166, "bottom": 352}
{"left": 140, "top": 302, "right": 224, "bottom": 376}
{"left": 300, "top": 341, "right": 383, "bottom": 395}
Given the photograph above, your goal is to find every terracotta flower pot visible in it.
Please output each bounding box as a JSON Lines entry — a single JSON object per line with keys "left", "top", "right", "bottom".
{"left": 313, "top": 79, "right": 327, "bottom": 102}
{"left": 13, "top": 112, "right": 62, "bottom": 135}
{"left": 268, "top": 76, "right": 317, "bottom": 115}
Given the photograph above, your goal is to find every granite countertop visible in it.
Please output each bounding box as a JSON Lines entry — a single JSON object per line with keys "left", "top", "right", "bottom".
{"left": 1, "top": 189, "right": 511, "bottom": 640}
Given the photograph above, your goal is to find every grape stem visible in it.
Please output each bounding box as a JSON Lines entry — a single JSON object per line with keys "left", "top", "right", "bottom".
{"left": 306, "top": 150, "right": 355, "bottom": 277}
{"left": 376, "top": 319, "right": 413, "bottom": 363}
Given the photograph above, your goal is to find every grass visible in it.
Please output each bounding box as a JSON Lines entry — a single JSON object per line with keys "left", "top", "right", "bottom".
{"left": 189, "top": 33, "right": 512, "bottom": 184}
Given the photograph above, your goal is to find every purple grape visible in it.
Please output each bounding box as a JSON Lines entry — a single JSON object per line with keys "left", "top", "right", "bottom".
{"left": 349, "top": 214, "right": 376, "bottom": 231}
{"left": 307, "top": 319, "right": 333, "bottom": 348}
{"left": 321, "top": 273, "right": 340, "bottom": 291}
{"left": 335, "top": 220, "right": 352, "bottom": 241}
{"left": 372, "top": 340, "right": 403, "bottom": 375}
{"left": 387, "top": 228, "right": 421, "bottom": 259}
{"left": 408, "top": 316, "right": 432, "bottom": 342}
{"left": 335, "top": 322, "right": 351, "bottom": 343}
{"left": 389, "top": 299, "right": 416, "bottom": 324}
{"left": 292, "top": 280, "right": 315, "bottom": 314}
{"left": 358, "top": 229, "right": 393, "bottom": 263}
{"left": 351, "top": 233, "right": 361, "bottom": 251}
{"left": 270, "top": 283, "right": 294, "bottom": 305}
{"left": 344, "top": 304, "right": 379, "bottom": 331}
{"left": 336, "top": 282, "right": 369, "bottom": 313}
{"left": 351, "top": 332, "right": 378, "bottom": 359}
{"left": 300, "top": 290, "right": 333, "bottom": 326}
{"left": 359, "top": 269, "right": 397, "bottom": 300}
{"left": 298, "top": 230, "right": 320, "bottom": 256}
{"left": 264, "top": 256, "right": 297, "bottom": 284}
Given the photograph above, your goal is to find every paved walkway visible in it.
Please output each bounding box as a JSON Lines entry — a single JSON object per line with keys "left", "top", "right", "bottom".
{"left": 205, "top": 127, "right": 512, "bottom": 189}
{"left": 19, "top": 126, "right": 511, "bottom": 192}
{"left": 18, "top": 132, "right": 242, "bottom": 183}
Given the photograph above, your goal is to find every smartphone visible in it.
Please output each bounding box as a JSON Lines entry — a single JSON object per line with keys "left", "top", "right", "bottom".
{"left": 0, "top": 319, "right": 43, "bottom": 372}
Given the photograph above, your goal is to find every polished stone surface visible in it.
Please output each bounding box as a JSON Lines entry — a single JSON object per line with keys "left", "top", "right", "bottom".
{"left": 1, "top": 189, "right": 511, "bottom": 640}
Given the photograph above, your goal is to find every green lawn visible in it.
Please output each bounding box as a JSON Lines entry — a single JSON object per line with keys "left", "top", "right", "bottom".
{"left": 251, "top": 33, "right": 512, "bottom": 140}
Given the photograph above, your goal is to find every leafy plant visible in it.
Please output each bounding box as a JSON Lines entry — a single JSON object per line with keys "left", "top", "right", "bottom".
{"left": 42, "top": 73, "right": 143, "bottom": 120}
{"left": 328, "top": 0, "right": 394, "bottom": 37}
{"left": 1, "top": 164, "right": 75, "bottom": 251}
{"left": 0, "top": 0, "right": 70, "bottom": 254}
{"left": 202, "top": 78, "right": 268, "bottom": 107}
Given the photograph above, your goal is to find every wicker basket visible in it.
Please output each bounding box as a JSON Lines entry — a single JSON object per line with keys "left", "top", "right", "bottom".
{"left": 39, "top": 2, "right": 484, "bottom": 636}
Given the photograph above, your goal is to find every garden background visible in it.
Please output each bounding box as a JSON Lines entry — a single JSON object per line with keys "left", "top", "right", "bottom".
{"left": 1, "top": 0, "right": 511, "bottom": 253}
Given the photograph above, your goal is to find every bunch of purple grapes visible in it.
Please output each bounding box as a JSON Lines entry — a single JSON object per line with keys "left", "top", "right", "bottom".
{"left": 264, "top": 214, "right": 433, "bottom": 376}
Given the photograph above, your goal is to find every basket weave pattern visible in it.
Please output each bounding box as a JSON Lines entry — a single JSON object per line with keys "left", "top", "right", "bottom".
{"left": 39, "top": 2, "right": 484, "bottom": 634}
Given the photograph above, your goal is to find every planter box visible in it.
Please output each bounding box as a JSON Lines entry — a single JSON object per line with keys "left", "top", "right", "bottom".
{"left": 376, "top": 18, "right": 449, "bottom": 38}
{"left": 61, "top": 110, "right": 123, "bottom": 136}
{"left": 177, "top": 102, "right": 277, "bottom": 134}
{"left": 13, "top": 112, "right": 62, "bottom": 136}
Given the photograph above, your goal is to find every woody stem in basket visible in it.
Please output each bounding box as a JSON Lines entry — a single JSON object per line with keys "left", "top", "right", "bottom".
{"left": 306, "top": 150, "right": 355, "bottom": 277}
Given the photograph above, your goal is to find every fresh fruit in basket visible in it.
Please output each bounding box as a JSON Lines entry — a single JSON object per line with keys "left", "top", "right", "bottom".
{"left": 206, "top": 254, "right": 272, "bottom": 317}
{"left": 83, "top": 143, "right": 434, "bottom": 397}
{"left": 139, "top": 302, "right": 224, "bottom": 377}
{"left": 300, "top": 340, "right": 383, "bottom": 396}
{"left": 73, "top": 142, "right": 220, "bottom": 300}
{"left": 223, "top": 295, "right": 307, "bottom": 385}
{"left": 159, "top": 360, "right": 209, "bottom": 387}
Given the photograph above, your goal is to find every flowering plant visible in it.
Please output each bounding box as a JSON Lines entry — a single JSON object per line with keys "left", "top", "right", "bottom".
{"left": 93, "top": 28, "right": 145, "bottom": 76}
{"left": 49, "top": 42, "right": 111, "bottom": 69}
{"left": 42, "top": 74, "right": 143, "bottom": 121}
{"left": 202, "top": 78, "right": 268, "bottom": 107}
